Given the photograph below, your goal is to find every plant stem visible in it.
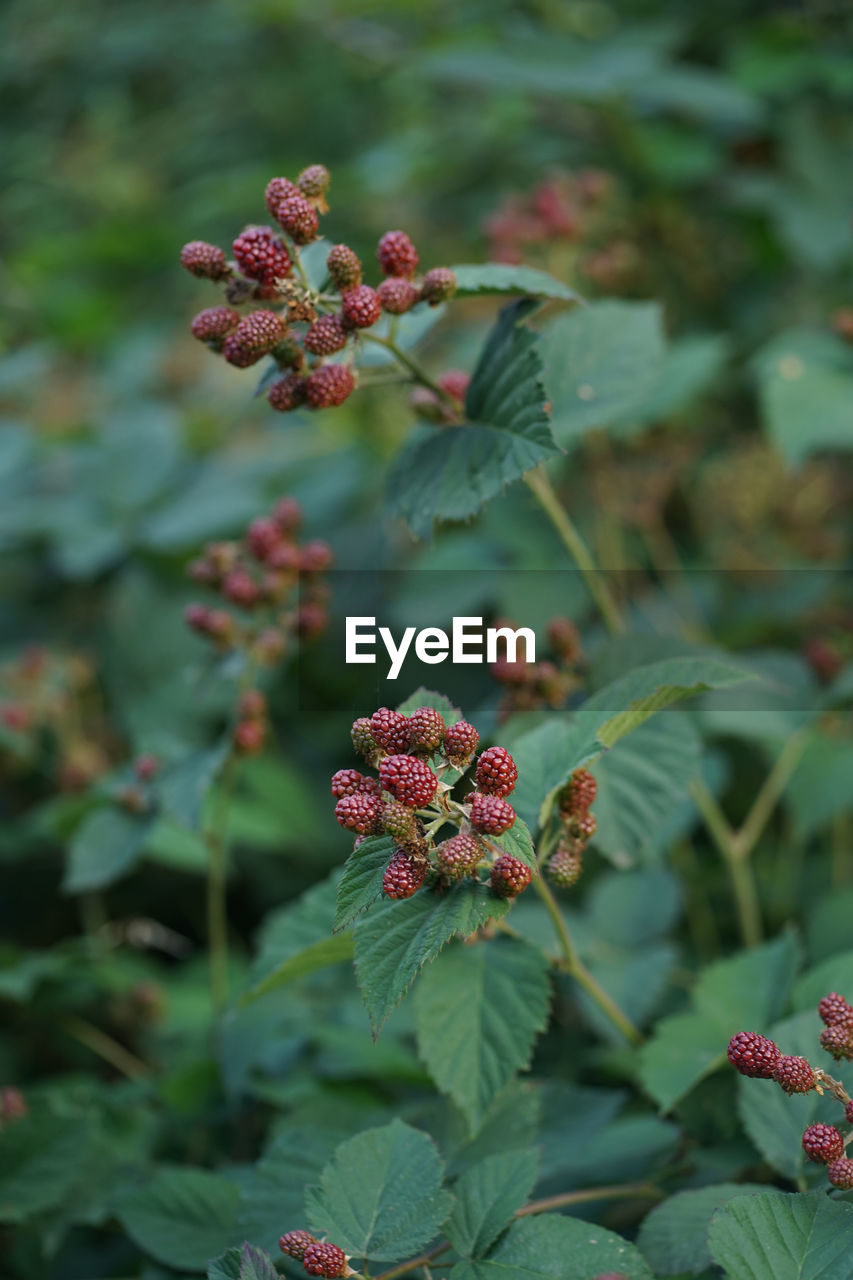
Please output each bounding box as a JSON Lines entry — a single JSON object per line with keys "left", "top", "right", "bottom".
{"left": 734, "top": 730, "right": 808, "bottom": 862}
{"left": 361, "top": 332, "right": 453, "bottom": 404}
{"left": 688, "top": 777, "right": 763, "bottom": 948}
{"left": 532, "top": 872, "right": 642, "bottom": 1045}
{"left": 523, "top": 465, "right": 624, "bottom": 636}
{"left": 374, "top": 1244, "right": 450, "bottom": 1280}
{"left": 206, "top": 755, "right": 237, "bottom": 1014}
{"left": 62, "top": 1016, "right": 150, "bottom": 1081}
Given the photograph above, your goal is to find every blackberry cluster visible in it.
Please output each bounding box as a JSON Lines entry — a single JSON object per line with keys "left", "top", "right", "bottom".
{"left": 180, "top": 166, "right": 457, "bottom": 414}
{"left": 491, "top": 616, "right": 584, "bottom": 720}
{"left": 546, "top": 767, "right": 597, "bottom": 890}
{"left": 331, "top": 706, "right": 531, "bottom": 903}
{"left": 729, "top": 989, "right": 853, "bottom": 1192}
{"left": 280, "top": 1232, "right": 351, "bottom": 1278}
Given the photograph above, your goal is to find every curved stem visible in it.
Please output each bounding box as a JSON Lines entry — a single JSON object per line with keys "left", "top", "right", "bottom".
{"left": 361, "top": 332, "right": 454, "bottom": 404}
{"left": 523, "top": 465, "right": 624, "bottom": 636}
{"left": 62, "top": 1016, "right": 150, "bottom": 1081}
{"left": 689, "top": 777, "right": 762, "bottom": 948}
{"left": 206, "top": 755, "right": 237, "bottom": 1013}
{"left": 533, "top": 873, "right": 642, "bottom": 1045}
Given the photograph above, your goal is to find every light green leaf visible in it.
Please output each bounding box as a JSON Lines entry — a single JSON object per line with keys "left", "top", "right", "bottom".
{"left": 241, "top": 934, "right": 353, "bottom": 1004}
{"left": 785, "top": 733, "right": 853, "bottom": 837}
{"left": 155, "top": 740, "right": 230, "bottom": 831}
{"left": 395, "top": 687, "right": 463, "bottom": 723}
{"left": 755, "top": 329, "right": 853, "bottom": 464}
{"left": 708, "top": 1190, "right": 853, "bottom": 1280}
{"left": 450, "top": 263, "right": 582, "bottom": 303}
{"left": 415, "top": 939, "right": 551, "bottom": 1133}
{"left": 63, "top": 806, "right": 153, "bottom": 894}
{"left": 484, "top": 815, "right": 537, "bottom": 872}
{"left": 354, "top": 883, "right": 510, "bottom": 1034}
{"left": 543, "top": 300, "right": 666, "bottom": 443}
{"left": 452, "top": 1213, "right": 654, "bottom": 1280}
{"left": 334, "top": 835, "right": 396, "bottom": 934}
{"left": 389, "top": 300, "right": 559, "bottom": 537}
{"left": 607, "top": 333, "right": 729, "bottom": 434}
{"left": 305, "top": 1119, "right": 453, "bottom": 1263}
{"left": 638, "top": 1183, "right": 768, "bottom": 1278}
{"left": 116, "top": 1168, "right": 240, "bottom": 1271}
{"left": 445, "top": 1149, "right": 538, "bottom": 1259}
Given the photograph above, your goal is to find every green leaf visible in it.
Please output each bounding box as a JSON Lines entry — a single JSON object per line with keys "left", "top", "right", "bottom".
{"left": 755, "top": 329, "right": 853, "bottom": 464}
{"left": 414, "top": 939, "right": 551, "bottom": 1133}
{"left": 445, "top": 1149, "right": 538, "bottom": 1258}
{"left": 543, "top": 300, "right": 666, "bottom": 444}
{"left": 116, "top": 1167, "right": 240, "bottom": 1271}
{"left": 389, "top": 300, "right": 559, "bottom": 537}
{"left": 236, "top": 1124, "right": 351, "bottom": 1255}
{"left": 638, "top": 1183, "right": 768, "bottom": 1278}
{"left": 485, "top": 815, "right": 537, "bottom": 872}
{"left": 395, "top": 687, "right": 463, "bottom": 723}
{"left": 334, "top": 835, "right": 396, "bottom": 934}
{"left": 354, "top": 883, "right": 510, "bottom": 1034}
{"left": 639, "top": 933, "right": 798, "bottom": 1111}
{"left": 708, "top": 1190, "right": 853, "bottom": 1280}
{"left": 241, "top": 934, "right": 353, "bottom": 1004}
{"left": 208, "top": 1248, "right": 242, "bottom": 1280}
{"left": 793, "top": 949, "right": 853, "bottom": 1013}
{"left": 449, "top": 263, "right": 582, "bottom": 303}
{"left": 305, "top": 1119, "right": 453, "bottom": 1263}
{"left": 785, "top": 733, "right": 853, "bottom": 838}
{"left": 0, "top": 1111, "right": 90, "bottom": 1223}
{"left": 606, "top": 333, "right": 729, "bottom": 433}
{"left": 452, "top": 1213, "right": 654, "bottom": 1280}
{"left": 63, "top": 806, "right": 153, "bottom": 894}
{"left": 242, "top": 873, "right": 351, "bottom": 1002}
{"left": 155, "top": 740, "right": 230, "bottom": 831}
{"left": 238, "top": 1243, "right": 278, "bottom": 1280}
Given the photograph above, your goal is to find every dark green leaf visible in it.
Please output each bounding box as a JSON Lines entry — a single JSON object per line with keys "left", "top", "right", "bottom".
{"left": 450, "top": 263, "right": 582, "bottom": 302}
{"left": 445, "top": 1149, "right": 539, "bottom": 1258}
{"left": 63, "top": 806, "right": 154, "bottom": 894}
{"left": 638, "top": 1183, "right": 768, "bottom": 1277}
{"left": 116, "top": 1167, "right": 240, "bottom": 1271}
{"left": 708, "top": 1190, "right": 853, "bottom": 1280}
{"left": 452, "top": 1213, "right": 653, "bottom": 1279}
{"left": 334, "top": 836, "right": 396, "bottom": 934}
{"left": 155, "top": 741, "right": 230, "bottom": 831}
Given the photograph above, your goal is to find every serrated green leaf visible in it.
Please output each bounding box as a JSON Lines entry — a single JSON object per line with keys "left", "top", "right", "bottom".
{"left": 389, "top": 300, "right": 559, "bottom": 537}
{"left": 208, "top": 1248, "right": 242, "bottom": 1280}
{"left": 237, "top": 1125, "right": 351, "bottom": 1255}
{"left": 305, "top": 1119, "right": 453, "bottom": 1263}
{"left": 395, "top": 687, "right": 463, "bottom": 723}
{"left": 445, "top": 1149, "right": 539, "bottom": 1258}
{"left": 63, "top": 805, "right": 154, "bottom": 894}
{"left": 793, "top": 948, "right": 853, "bottom": 1013}
{"left": 638, "top": 1183, "right": 768, "bottom": 1278}
{"left": 238, "top": 1243, "right": 278, "bottom": 1280}
{"left": 588, "top": 657, "right": 755, "bottom": 747}
{"left": 543, "top": 300, "right": 666, "bottom": 444}
{"left": 415, "top": 939, "right": 551, "bottom": 1133}
{"left": 116, "top": 1167, "right": 240, "bottom": 1271}
{"left": 450, "top": 263, "right": 582, "bottom": 302}
{"left": 485, "top": 815, "right": 537, "bottom": 871}
{"left": 708, "top": 1190, "right": 853, "bottom": 1280}
{"left": 334, "top": 835, "right": 396, "bottom": 933}
{"left": 452, "top": 1213, "right": 654, "bottom": 1280}
{"left": 354, "top": 883, "right": 510, "bottom": 1034}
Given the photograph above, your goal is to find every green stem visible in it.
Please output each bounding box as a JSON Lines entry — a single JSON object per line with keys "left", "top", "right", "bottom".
{"left": 533, "top": 873, "right": 642, "bottom": 1045}
{"left": 689, "top": 777, "right": 762, "bottom": 948}
{"left": 523, "top": 465, "right": 624, "bottom": 636}
{"left": 361, "top": 332, "right": 454, "bottom": 404}
{"left": 206, "top": 755, "right": 237, "bottom": 1014}
{"left": 733, "top": 730, "right": 808, "bottom": 863}
{"left": 62, "top": 1016, "right": 151, "bottom": 1081}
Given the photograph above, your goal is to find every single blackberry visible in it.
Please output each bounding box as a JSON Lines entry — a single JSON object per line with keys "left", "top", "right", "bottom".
{"left": 234, "top": 719, "right": 266, "bottom": 754}
{"left": 238, "top": 689, "right": 266, "bottom": 720}
{"left": 379, "top": 754, "right": 438, "bottom": 807}
{"left": 443, "top": 719, "right": 479, "bottom": 766}
{"left": 420, "top": 267, "right": 457, "bottom": 305}
{"left": 231, "top": 309, "right": 286, "bottom": 356}
{"left": 233, "top": 226, "right": 292, "bottom": 285}
{"left": 383, "top": 849, "right": 427, "bottom": 900}
{"left": 305, "top": 364, "right": 355, "bottom": 408}
{"left": 827, "top": 1157, "right": 853, "bottom": 1190}
{"left": 819, "top": 1024, "right": 853, "bottom": 1060}
{"left": 436, "top": 832, "right": 482, "bottom": 879}
{"left": 305, "top": 314, "right": 348, "bottom": 356}
{"left": 408, "top": 706, "right": 445, "bottom": 753}
{"left": 246, "top": 516, "right": 280, "bottom": 561}
{"left": 475, "top": 746, "right": 518, "bottom": 796}
{"left": 490, "top": 853, "right": 532, "bottom": 898}
{"left": 818, "top": 992, "right": 853, "bottom": 1028}
{"left": 570, "top": 812, "right": 597, "bottom": 842}
{"left": 223, "top": 569, "right": 260, "bottom": 607}
{"left": 547, "top": 616, "right": 581, "bottom": 662}
{"left": 773, "top": 1055, "right": 816, "bottom": 1094}
{"left": 279, "top": 1230, "right": 316, "bottom": 1260}
{"left": 727, "top": 1031, "right": 781, "bottom": 1079}
{"left": 547, "top": 843, "right": 583, "bottom": 888}
{"left": 377, "top": 230, "right": 419, "bottom": 278}
{"left": 469, "top": 792, "right": 516, "bottom": 835}
{"left": 191, "top": 306, "right": 241, "bottom": 342}
{"left": 331, "top": 768, "right": 366, "bottom": 799}
{"left": 370, "top": 707, "right": 412, "bottom": 753}
{"left": 351, "top": 717, "right": 376, "bottom": 760}
{"left": 298, "top": 164, "right": 331, "bottom": 200}
{"left": 802, "top": 1123, "right": 845, "bottom": 1164}
{"left": 268, "top": 372, "right": 308, "bottom": 412}
{"left": 299, "top": 541, "right": 334, "bottom": 572}
{"left": 180, "top": 240, "right": 229, "bottom": 280}
{"left": 327, "top": 244, "right": 362, "bottom": 291}
{"left": 302, "top": 1241, "right": 349, "bottom": 1278}
{"left": 377, "top": 277, "right": 419, "bottom": 314}
{"left": 334, "top": 791, "right": 382, "bottom": 835}
{"left": 341, "top": 285, "right": 382, "bottom": 330}
{"left": 222, "top": 334, "right": 260, "bottom": 367}
{"left": 382, "top": 799, "right": 417, "bottom": 842}
{"left": 277, "top": 194, "right": 319, "bottom": 245}
{"left": 272, "top": 496, "right": 302, "bottom": 532}
{"left": 847, "top": 1101, "right": 853, "bottom": 1125}
{"left": 561, "top": 768, "right": 597, "bottom": 816}
{"left": 265, "top": 176, "right": 299, "bottom": 217}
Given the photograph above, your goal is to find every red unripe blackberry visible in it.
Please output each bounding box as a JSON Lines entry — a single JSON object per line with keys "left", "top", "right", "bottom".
{"left": 377, "top": 230, "right": 419, "bottom": 278}
{"left": 819, "top": 1024, "right": 853, "bottom": 1060}
{"left": 570, "top": 812, "right": 597, "bottom": 842}
{"left": 773, "top": 1055, "right": 816, "bottom": 1094}
{"left": 306, "top": 364, "right": 355, "bottom": 409}
{"left": 547, "top": 843, "right": 583, "bottom": 888}
{"left": 847, "top": 1101, "right": 853, "bottom": 1125}
{"left": 421, "top": 267, "right": 457, "bottom": 305}
{"left": 383, "top": 849, "right": 427, "bottom": 900}
{"left": 331, "top": 769, "right": 366, "bottom": 799}
{"left": 268, "top": 372, "right": 308, "bottom": 412}
{"left": 408, "top": 706, "right": 446, "bottom": 753}
{"left": 246, "top": 516, "right": 280, "bottom": 562}
{"left": 134, "top": 754, "right": 160, "bottom": 782}
{"left": 299, "top": 540, "right": 334, "bottom": 573}
{"left": 303, "top": 1241, "right": 348, "bottom": 1278}
{"left": 298, "top": 164, "right": 331, "bottom": 201}
{"left": 267, "top": 541, "right": 300, "bottom": 573}
{"left": 818, "top": 992, "right": 853, "bottom": 1028}
{"left": 238, "top": 689, "right": 267, "bottom": 721}
{"left": 265, "top": 177, "right": 299, "bottom": 217}
{"left": 727, "top": 1031, "right": 781, "bottom": 1078}
{"left": 232, "top": 309, "right": 286, "bottom": 356}
{"left": 341, "top": 285, "right": 382, "bottom": 330}
{"left": 547, "top": 616, "right": 581, "bottom": 662}
{"left": 296, "top": 601, "right": 328, "bottom": 639}
{"left": 436, "top": 832, "right": 482, "bottom": 879}
{"left": 277, "top": 194, "right": 319, "bottom": 245}
{"left": 233, "top": 226, "right": 292, "bottom": 284}
{"left": 470, "top": 792, "right": 516, "bottom": 835}
{"left": 279, "top": 1230, "right": 316, "bottom": 1260}
{"left": 222, "top": 334, "right": 260, "bottom": 367}
{"left": 802, "top": 1123, "right": 845, "bottom": 1164}
{"left": 560, "top": 768, "right": 597, "bottom": 817}
{"left": 1, "top": 704, "right": 31, "bottom": 732}
{"left": 191, "top": 306, "right": 241, "bottom": 342}
{"left": 180, "top": 240, "right": 229, "bottom": 280}
{"left": 370, "top": 707, "right": 412, "bottom": 753}
{"left": 490, "top": 853, "right": 531, "bottom": 898}
{"left": 335, "top": 791, "right": 382, "bottom": 835}
{"left": 827, "top": 1157, "right": 853, "bottom": 1190}
{"left": 475, "top": 746, "right": 518, "bottom": 796}
{"left": 272, "top": 497, "right": 302, "bottom": 532}
{"left": 443, "top": 719, "right": 479, "bottom": 766}
{"left": 382, "top": 799, "right": 417, "bottom": 843}
{"left": 234, "top": 718, "right": 266, "bottom": 754}
{"left": 438, "top": 370, "right": 471, "bottom": 404}
{"left": 223, "top": 569, "right": 261, "bottom": 607}
{"left": 0, "top": 1086, "right": 28, "bottom": 1123}
{"left": 305, "top": 314, "right": 348, "bottom": 356}
{"left": 351, "top": 718, "right": 376, "bottom": 760}
{"left": 327, "top": 244, "right": 362, "bottom": 291}
{"left": 379, "top": 754, "right": 438, "bottom": 808}
{"left": 377, "top": 277, "right": 419, "bottom": 314}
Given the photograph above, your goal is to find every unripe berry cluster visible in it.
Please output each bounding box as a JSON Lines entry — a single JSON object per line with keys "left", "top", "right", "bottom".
{"left": 279, "top": 1231, "right": 353, "bottom": 1277}
{"left": 729, "top": 989, "right": 853, "bottom": 1191}
{"left": 180, "top": 166, "right": 457, "bottom": 416}
{"left": 491, "top": 615, "right": 583, "bottom": 720}
{"left": 331, "top": 706, "right": 532, "bottom": 903}
{"left": 546, "top": 767, "right": 597, "bottom": 890}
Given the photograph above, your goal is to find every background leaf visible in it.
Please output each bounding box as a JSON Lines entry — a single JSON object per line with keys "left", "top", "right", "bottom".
{"left": 116, "top": 1168, "right": 240, "bottom": 1271}
{"left": 445, "top": 1149, "right": 539, "bottom": 1258}
{"left": 708, "top": 1191, "right": 853, "bottom": 1280}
